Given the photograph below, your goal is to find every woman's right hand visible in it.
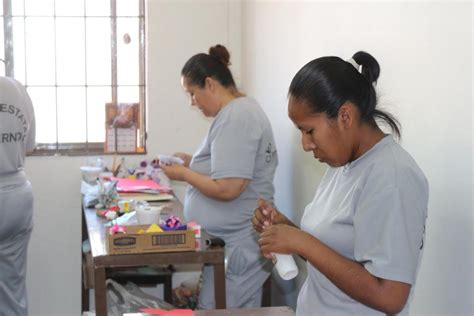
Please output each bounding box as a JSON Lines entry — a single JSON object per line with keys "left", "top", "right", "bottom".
{"left": 252, "top": 198, "right": 285, "bottom": 233}
{"left": 173, "top": 152, "right": 192, "bottom": 167}
{"left": 258, "top": 224, "right": 304, "bottom": 259}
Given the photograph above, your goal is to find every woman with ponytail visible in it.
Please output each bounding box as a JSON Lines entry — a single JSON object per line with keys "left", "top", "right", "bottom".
{"left": 161, "top": 45, "right": 278, "bottom": 309}
{"left": 253, "top": 51, "right": 428, "bottom": 315}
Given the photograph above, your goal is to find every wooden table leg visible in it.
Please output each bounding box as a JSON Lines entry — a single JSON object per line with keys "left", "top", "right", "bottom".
{"left": 81, "top": 278, "right": 89, "bottom": 312}
{"left": 94, "top": 267, "right": 107, "bottom": 316}
{"left": 213, "top": 263, "right": 226, "bottom": 309}
{"left": 164, "top": 274, "right": 173, "bottom": 303}
{"left": 81, "top": 206, "right": 89, "bottom": 312}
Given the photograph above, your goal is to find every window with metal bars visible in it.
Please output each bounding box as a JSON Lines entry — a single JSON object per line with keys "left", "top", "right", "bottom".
{"left": 0, "top": 0, "right": 146, "bottom": 155}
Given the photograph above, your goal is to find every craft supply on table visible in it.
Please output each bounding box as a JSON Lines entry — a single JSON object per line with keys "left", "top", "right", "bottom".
{"left": 157, "top": 154, "right": 185, "bottom": 166}
{"left": 113, "top": 177, "right": 171, "bottom": 194}
{"left": 136, "top": 205, "right": 163, "bottom": 225}
{"left": 80, "top": 166, "right": 103, "bottom": 184}
{"left": 145, "top": 223, "right": 163, "bottom": 233}
{"left": 118, "top": 199, "right": 136, "bottom": 213}
{"left": 109, "top": 223, "right": 126, "bottom": 235}
{"left": 118, "top": 192, "right": 174, "bottom": 202}
{"left": 104, "top": 211, "right": 137, "bottom": 227}
{"left": 187, "top": 221, "right": 201, "bottom": 238}
{"left": 160, "top": 215, "right": 187, "bottom": 231}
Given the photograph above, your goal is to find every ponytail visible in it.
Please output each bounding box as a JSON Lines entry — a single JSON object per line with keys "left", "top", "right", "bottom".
{"left": 289, "top": 51, "right": 401, "bottom": 138}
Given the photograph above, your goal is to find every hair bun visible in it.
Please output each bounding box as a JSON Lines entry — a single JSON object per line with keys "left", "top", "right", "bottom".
{"left": 352, "top": 51, "right": 380, "bottom": 84}
{"left": 209, "top": 44, "right": 231, "bottom": 66}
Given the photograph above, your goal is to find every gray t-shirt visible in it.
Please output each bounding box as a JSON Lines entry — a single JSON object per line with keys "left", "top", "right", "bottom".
{"left": 0, "top": 77, "right": 35, "bottom": 178}
{"left": 297, "top": 135, "right": 428, "bottom": 316}
{"left": 184, "top": 96, "right": 278, "bottom": 243}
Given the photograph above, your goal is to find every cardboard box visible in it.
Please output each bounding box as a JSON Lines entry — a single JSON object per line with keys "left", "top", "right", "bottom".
{"left": 106, "top": 225, "right": 196, "bottom": 255}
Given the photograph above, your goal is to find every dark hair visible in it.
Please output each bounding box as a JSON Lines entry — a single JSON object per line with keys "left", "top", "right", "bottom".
{"left": 288, "top": 51, "right": 401, "bottom": 138}
{"left": 181, "top": 44, "right": 236, "bottom": 89}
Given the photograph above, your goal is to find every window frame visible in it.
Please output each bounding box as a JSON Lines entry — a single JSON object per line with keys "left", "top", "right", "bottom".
{"left": 1, "top": 0, "right": 147, "bottom": 156}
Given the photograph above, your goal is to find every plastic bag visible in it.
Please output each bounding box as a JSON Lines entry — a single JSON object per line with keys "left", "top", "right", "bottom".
{"left": 173, "top": 276, "right": 200, "bottom": 309}
{"left": 106, "top": 279, "right": 175, "bottom": 316}
{"left": 83, "top": 179, "right": 119, "bottom": 208}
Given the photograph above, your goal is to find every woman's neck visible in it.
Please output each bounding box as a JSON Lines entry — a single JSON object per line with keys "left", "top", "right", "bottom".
{"left": 218, "top": 87, "right": 244, "bottom": 110}
{"left": 350, "top": 124, "right": 386, "bottom": 162}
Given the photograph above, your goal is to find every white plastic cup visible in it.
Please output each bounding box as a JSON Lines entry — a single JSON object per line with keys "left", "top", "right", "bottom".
{"left": 136, "top": 206, "right": 162, "bottom": 224}
{"left": 80, "top": 166, "right": 102, "bottom": 184}
{"left": 273, "top": 253, "right": 298, "bottom": 280}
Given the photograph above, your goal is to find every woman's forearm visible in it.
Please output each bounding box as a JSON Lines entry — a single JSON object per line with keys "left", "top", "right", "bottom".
{"left": 295, "top": 232, "right": 410, "bottom": 315}
{"left": 182, "top": 168, "right": 249, "bottom": 201}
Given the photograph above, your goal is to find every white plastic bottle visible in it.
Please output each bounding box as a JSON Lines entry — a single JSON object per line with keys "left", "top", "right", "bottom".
{"left": 273, "top": 253, "right": 299, "bottom": 280}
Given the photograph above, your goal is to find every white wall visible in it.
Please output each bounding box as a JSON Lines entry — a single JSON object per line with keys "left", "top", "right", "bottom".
{"left": 145, "top": 0, "right": 242, "bottom": 198}
{"left": 24, "top": 1, "right": 241, "bottom": 315}
{"left": 241, "top": 1, "right": 473, "bottom": 315}
{"left": 22, "top": 1, "right": 473, "bottom": 315}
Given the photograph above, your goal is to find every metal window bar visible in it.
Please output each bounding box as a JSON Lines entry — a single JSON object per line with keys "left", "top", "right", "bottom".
{"left": 2, "top": 0, "right": 146, "bottom": 156}
{"left": 110, "top": 0, "right": 118, "bottom": 153}
{"left": 111, "top": 0, "right": 117, "bottom": 106}
{"left": 2, "top": 0, "right": 13, "bottom": 76}
{"left": 138, "top": 0, "right": 146, "bottom": 151}
{"left": 53, "top": 0, "right": 59, "bottom": 152}
{"left": 84, "top": 0, "right": 89, "bottom": 152}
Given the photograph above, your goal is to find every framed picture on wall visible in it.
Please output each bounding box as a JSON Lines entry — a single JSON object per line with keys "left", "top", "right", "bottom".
{"left": 105, "top": 103, "right": 141, "bottom": 153}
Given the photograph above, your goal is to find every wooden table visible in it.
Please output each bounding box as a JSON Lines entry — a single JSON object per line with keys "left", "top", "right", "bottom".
{"left": 195, "top": 306, "right": 295, "bottom": 316}
{"left": 81, "top": 198, "right": 226, "bottom": 316}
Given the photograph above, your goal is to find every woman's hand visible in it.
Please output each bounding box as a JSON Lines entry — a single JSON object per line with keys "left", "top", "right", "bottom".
{"left": 160, "top": 164, "right": 188, "bottom": 181}
{"left": 252, "top": 198, "right": 294, "bottom": 233}
{"left": 252, "top": 199, "right": 275, "bottom": 233}
{"left": 173, "top": 152, "right": 192, "bottom": 167}
{"left": 258, "top": 224, "right": 304, "bottom": 259}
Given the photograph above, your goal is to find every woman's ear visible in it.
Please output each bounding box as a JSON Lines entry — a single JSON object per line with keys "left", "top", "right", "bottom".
{"left": 205, "top": 77, "right": 215, "bottom": 91}
{"left": 338, "top": 102, "right": 354, "bottom": 129}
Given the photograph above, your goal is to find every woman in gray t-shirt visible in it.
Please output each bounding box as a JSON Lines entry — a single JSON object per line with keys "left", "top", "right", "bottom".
{"left": 161, "top": 45, "right": 278, "bottom": 309}
{"left": 253, "top": 52, "right": 428, "bottom": 315}
{"left": 0, "top": 76, "right": 36, "bottom": 316}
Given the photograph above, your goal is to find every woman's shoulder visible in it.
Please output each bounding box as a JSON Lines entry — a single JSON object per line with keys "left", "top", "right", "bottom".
{"left": 224, "top": 97, "right": 267, "bottom": 120}
{"left": 229, "top": 96, "right": 260, "bottom": 111}
{"left": 365, "top": 137, "right": 428, "bottom": 193}
{"left": 0, "top": 77, "right": 25, "bottom": 95}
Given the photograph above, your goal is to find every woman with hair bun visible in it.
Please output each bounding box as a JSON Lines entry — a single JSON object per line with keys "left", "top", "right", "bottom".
{"left": 161, "top": 44, "right": 278, "bottom": 309}
{"left": 253, "top": 51, "right": 428, "bottom": 315}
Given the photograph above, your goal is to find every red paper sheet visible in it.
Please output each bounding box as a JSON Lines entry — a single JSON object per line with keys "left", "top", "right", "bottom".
{"left": 139, "top": 308, "right": 194, "bottom": 316}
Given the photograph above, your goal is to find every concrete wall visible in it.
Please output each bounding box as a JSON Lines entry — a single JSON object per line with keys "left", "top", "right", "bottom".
{"left": 241, "top": 2, "right": 472, "bottom": 315}
{"left": 25, "top": 1, "right": 241, "bottom": 315}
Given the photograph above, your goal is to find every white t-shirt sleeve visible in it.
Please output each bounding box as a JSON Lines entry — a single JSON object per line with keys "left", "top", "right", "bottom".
{"left": 209, "top": 109, "right": 261, "bottom": 180}
{"left": 353, "top": 171, "right": 427, "bottom": 285}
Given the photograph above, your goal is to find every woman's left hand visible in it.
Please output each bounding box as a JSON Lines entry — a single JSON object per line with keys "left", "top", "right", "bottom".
{"left": 160, "top": 164, "right": 188, "bottom": 181}
{"left": 258, "top": 224, "right": 303, "bottom": 259}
